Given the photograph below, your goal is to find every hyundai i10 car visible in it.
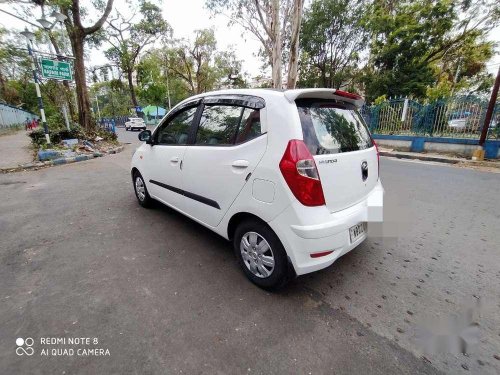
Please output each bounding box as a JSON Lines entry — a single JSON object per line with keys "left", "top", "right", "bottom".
{"left": 131, "top": 88, "right": 384, "bottom": 289}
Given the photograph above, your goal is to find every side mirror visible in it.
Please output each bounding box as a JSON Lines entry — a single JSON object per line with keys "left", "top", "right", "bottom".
{"left": 138, "top": 130, "right": 152, "bottom": 144}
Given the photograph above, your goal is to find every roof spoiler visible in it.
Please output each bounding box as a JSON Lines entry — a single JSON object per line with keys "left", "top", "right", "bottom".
{"left": 284, "top": 88, "right": 364, "bottom": 107}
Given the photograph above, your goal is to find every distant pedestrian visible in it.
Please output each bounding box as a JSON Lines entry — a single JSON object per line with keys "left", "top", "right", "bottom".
{"left": 30, "top": 119, "right": 37, "bottom": 130}
{"left": 25, "top": 117, "right": 30, "bottom": 131}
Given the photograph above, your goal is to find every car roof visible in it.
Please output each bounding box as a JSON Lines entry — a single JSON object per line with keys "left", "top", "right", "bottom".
{"left": 177, "top": 88, "right": 364, "bottom": 108}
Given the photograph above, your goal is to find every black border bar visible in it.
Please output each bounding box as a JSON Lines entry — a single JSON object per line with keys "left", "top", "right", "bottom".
{"left": 149, "top": 180, "right": 220, "bottom": 210}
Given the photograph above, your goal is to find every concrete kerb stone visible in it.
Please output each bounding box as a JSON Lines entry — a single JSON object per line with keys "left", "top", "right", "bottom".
{"left": 379, "top": 151, "right": 460, "bottom": 164}
{"left": 0, "top": 145, "right": 125, "bottom": 174}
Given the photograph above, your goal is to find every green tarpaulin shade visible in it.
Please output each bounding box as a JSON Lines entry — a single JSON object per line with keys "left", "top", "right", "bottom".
{"left": 142, "top": 105, "right": 167, "bottom": 117}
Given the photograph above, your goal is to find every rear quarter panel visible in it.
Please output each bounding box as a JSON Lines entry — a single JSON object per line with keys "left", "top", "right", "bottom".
{"left": 216, "top": 96, "right": 304, "bottom": 238}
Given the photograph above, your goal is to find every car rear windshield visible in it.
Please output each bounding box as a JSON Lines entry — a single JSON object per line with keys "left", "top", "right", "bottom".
{"left": 296, "top": 99, "right": 373, "bottom": 155}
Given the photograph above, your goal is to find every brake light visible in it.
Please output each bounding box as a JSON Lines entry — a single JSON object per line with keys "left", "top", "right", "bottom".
{"left": 333, "top": 89, "right": 362, "bottom": 100}
{"left": 279, "top": 140, "right": 325, "bottom": 206}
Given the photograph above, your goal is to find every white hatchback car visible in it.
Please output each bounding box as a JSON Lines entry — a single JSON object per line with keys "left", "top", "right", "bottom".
{"left": 131, "top": 89, "right": 383, "bottom": 289}
{"left": 125, "top": 117, "right": 146, "bottom": 131}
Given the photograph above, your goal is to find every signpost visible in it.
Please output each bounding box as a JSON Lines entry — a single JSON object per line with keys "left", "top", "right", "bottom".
{"left": 40, "top": 58, "right": 72, "bottom": 81}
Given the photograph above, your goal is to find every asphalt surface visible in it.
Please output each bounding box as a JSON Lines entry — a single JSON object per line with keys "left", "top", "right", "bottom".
{"left": 0, "top": 130, "right": 33, "bottom": 168}
{"left": 1, "top": 127, "right": 499, "bottom": 374}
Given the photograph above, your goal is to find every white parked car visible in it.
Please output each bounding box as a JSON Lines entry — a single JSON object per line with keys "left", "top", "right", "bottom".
{"left": 125, "top": 117, "right": 146, "bottom": 131}
{"left": 131, "top": 89, "right": 384, "bottom": 289}
{"left": 448, "top": 111, "right": 471, "bottom": 132}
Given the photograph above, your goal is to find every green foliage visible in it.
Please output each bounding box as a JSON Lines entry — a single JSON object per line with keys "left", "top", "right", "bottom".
{"left": 91, "top": 80, "right": 133, "bottom": 117}
{"left": 299, "top": 0, "right": 368, "bottom": 89}
{"left": 29, "top": 125, "right": 117, "bottom": 148}
{"left": 373, "top": 95, "right": 387, "bottom": 105}
{"left": 162, "top": 29, "right": 245, "bottom": 96}
{"left": 426, "top": 77, "right": 453, "bottom": 101}
{"left": 104, "top": 1, "right": 171, "bottom": 105}
{"left": 29, "top": 127, "right": 84, "bottom": 147}
{"left": 135, "top": 50, "right": 185, "bottom": 108}
{"left": 0, "top": 28, "right": 33, "bottom": 107}
{"left": 363, "top": 0, "right": 499, "bottom": 102}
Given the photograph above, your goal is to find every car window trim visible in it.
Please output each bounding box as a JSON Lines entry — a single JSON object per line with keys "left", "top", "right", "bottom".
{"left": 202, "top": 94, "right": 265, "bottom": 109}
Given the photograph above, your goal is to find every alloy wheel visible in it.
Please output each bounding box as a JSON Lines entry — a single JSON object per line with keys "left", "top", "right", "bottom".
{"left": 240, "top": 232, "right": 275, "bottom": 278}
{"left": 135, "top": 176, "right": 146, "bottom": 201}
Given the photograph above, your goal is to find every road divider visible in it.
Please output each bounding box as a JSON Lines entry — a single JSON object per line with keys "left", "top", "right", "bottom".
{"left": 1, "top": 145, "right": 125, "bottom": 173}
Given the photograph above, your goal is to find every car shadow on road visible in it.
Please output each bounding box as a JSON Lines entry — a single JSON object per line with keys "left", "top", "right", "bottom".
{"left": 149, "top": 198, "right": 369, "bottom": 299}
{"left": 286, "top": 243, "right": 370, "bottom": 294}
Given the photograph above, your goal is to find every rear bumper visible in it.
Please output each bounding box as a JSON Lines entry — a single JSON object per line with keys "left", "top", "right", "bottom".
{"left": 268, "top": 180, "right": 383, "bottom": 275}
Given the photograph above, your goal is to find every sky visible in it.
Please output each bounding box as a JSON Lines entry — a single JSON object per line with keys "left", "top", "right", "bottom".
{"left": 0, "top": 0, "right": 265, "bottom": 78}
{"left": 0, "top": 0, "right": 498, "bottom": 78}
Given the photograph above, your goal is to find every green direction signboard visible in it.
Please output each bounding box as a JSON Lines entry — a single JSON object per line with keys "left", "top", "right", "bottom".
{"left": 40, "top": 59, "right": 73, "bottom": 81}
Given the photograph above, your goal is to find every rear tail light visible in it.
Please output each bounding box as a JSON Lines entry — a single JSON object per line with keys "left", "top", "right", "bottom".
{"left": 279, "top": 140, "right": 325, "bottom": 206}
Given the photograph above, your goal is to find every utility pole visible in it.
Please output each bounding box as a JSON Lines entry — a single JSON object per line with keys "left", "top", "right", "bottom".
{"left": 21, "top": 29, "right": 51, "bottom": 144}
{"left": 474, "top": 66, "right": 500, "bottom": 160}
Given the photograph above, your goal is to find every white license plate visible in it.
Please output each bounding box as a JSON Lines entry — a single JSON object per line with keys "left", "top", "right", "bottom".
{"left": 349, "top": 222, "right": 366, "bottom": 243}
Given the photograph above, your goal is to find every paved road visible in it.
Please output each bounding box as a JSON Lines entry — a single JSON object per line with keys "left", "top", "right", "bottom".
{"left": 1, "top": 128, "right": 499, "bottom": 374}
{"left": 116, "top": 125, "right": 150, "bottom": 144}
{"left": 0, "top": 130, "right": 33, "bottom": 168}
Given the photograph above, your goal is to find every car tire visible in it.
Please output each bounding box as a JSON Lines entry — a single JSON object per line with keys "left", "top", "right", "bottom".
{"left": 233, "top": 219, "right": 292, "bottom": 290}
{"left": 133, "top": 171, "right": 153, "bottom": 208}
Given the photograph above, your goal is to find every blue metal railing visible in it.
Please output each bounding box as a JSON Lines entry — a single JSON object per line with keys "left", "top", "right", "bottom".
{"left": 361, "top": 96, "right": 499, "bottom": 140}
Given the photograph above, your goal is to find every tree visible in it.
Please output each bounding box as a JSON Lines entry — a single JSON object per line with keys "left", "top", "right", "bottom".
{"left": 104, "top": 1, "right": 170, "bottom": 108}
{"left": 90, "top": 79, "right": 132, "bottom": 117}
{"left": 0, "top": 29, "right": 64, "bottom": 121}
{"left": 136, "top": 50, "right": 187, "bottom": 108}
{"left": 299, "top": 0, "right": 368, "bottom": 89}
{"left": 364, "top": 0, "right": 499, "bottom": 101}
{"left": 165, "top": 29, "right": 244, "bottom": 95}
{"left": 286, "top": 0, "right": 304, "bottom": 88}
{"left": 206, "top": 0, "right": 305, "bottom": 89}
{"left": 0, "top": 28, "right": 32, "bottom": 104}
{"left": 57, "top": 0, "right": 114, "bottom": 130}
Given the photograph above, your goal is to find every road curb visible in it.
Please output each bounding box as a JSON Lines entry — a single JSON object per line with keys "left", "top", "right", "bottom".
{"left": 0, "top": 145, "right": 125, "bottom": 174}
{"left": 379, "top": 151, "right": 460, "bottom": 164}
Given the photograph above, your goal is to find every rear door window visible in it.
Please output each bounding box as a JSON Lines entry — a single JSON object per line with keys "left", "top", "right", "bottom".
{"left": 235, "top": 108, "right": 261, "bottom": 144}
{"left": 195, "top": 105, "right": 242, "bottom": 145}
{"left": 194, "top": 105, "right": 262, "bottom": 146}
{"left": 296, "top": 100, "right": 373, "bottom": 155}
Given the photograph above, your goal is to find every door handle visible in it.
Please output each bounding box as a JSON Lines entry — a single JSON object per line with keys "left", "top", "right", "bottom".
{"left": 232, "top": 160, "right": 250, "bottom": 168}
{"left": 170, "top": 157, "right": 179, "bottom": 163}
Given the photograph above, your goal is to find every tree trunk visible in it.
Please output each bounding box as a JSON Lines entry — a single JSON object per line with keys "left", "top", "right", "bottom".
{"left": 271, "top": 0, "right": 282, "bottom": 89}
{"left": 70, "top": 32, "right": 93, "bottom": 130}
{"left": 60, "top": 0, "right": 114, "bottom": 129}
{"left": 126, "top": 69, "right": 138, "bottom": 107}
{"left": 286, "top": 0, "right": 304, "bottom": 89}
